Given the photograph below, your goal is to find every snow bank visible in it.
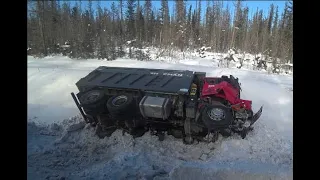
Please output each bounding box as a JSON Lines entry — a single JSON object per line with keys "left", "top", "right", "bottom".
{"left": 28, "top": 116, "right": 292, "bottom": 180}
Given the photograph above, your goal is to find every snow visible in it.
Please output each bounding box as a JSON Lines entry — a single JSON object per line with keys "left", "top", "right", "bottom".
{"left": 284, "top": 63, "right": 293, "bottom": 67}
{"left": 200, "top": 46, "right": 211, "bottom": 51}
{"left": 126, "top": 39, "right": 137, "bottom": 45}
{"left": 60, "top": 45, "right": 70, "bottom": 48}
{"left": 28, "top": 53, "right": 292, "bottom": 180}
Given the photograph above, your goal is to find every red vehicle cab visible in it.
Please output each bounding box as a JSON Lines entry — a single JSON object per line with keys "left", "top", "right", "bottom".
{"left": 201, "top": 77, "right": 252, "bottom": 111}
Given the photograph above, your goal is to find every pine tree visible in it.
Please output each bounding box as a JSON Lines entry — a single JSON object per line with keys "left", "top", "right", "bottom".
{"left": 186, "top": 5, "right": 192, "bottom": 47}
{"left": 284, "top": 0, "right": 293, "bottom": 63}
{"left": 135, "top": 1, "right": 145, "bottom": 47}
{"left": 126, "top": 0, "right": 136, "bottom": 41}
{"left": 175, "top": 0, "right": 186, "bottom": 51}
{"left": 265, "top": 4, "right": 274, "bottom": 56}
{"left": 27, "top": 0, "right": 292, "bottom": 64}
{"left": 196, "top": 0, "right": 201, "bottom": 47}
{"left": 70, "top": 5, "right": 81, "bottom": 58}
{"left": 144, "top": 0, "right": 152, "bottom": 44}
{"left": 271, "top": 5, "right": 279, "bottom": 58}
{"left": 119, "top": 0, "right": 124, "bottom": 45}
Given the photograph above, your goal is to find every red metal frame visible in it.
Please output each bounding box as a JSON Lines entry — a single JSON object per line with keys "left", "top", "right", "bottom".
{"left": 200, "top": 77, "right": 252, "bottom": 110}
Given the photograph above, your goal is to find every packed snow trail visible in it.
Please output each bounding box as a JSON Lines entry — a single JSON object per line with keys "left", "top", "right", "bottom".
{"left": 27, "top": 56, "right": 292, "bottom": 180}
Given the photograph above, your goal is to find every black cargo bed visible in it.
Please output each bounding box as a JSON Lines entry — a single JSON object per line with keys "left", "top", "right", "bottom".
{"left": 76, "top": 66, "right": 195, "bottom": 94}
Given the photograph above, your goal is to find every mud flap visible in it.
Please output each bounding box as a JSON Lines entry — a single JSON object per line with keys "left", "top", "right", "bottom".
{"left": 71, "top": 92, "right": 88, "bottom": 123}
{"left": 250, "top": 106, "right": 263, "bottom": 126}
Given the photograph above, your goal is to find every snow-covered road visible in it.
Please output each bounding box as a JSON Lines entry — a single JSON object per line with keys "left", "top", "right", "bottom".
{"left": 27, "top": 55, "right": 293, "bottom": 180}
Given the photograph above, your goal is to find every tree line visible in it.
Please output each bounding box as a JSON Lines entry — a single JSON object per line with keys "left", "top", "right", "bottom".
{"left": 27, "top": 0, "right": 292, "bottom": 63}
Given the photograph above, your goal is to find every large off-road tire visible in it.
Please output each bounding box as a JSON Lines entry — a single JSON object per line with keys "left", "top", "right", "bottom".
{"left": 79, "top": 90, "right": 108, "bottom": 114}
{"left": 106, "top": 94, "right": 135, "bottom": 119}
{"left": 201, "top": 102, "right": 233, "bottom": 130}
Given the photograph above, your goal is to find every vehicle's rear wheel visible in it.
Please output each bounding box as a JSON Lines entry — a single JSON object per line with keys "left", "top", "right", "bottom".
{"left": 106, "top": 94, "right": 135, "bottom": 119}
{"left": 79, "top": 90, "right": 108, "bottom": 114}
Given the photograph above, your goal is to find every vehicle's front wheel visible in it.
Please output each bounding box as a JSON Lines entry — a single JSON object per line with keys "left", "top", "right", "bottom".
{"left": 201, "top": 102, "right": 233, "bottom": 130}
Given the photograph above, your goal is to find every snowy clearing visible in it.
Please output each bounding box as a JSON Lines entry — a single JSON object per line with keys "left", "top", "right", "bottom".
{"left": 27, "top": 55, "right": 292, "bottom": 180}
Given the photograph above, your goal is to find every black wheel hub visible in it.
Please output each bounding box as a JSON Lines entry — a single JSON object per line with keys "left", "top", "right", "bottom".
{"left": 207, "top": 108, "right": 225, "bottom": 121}
{"left": 112, "top": 95, "right": 128, "bottom": 106}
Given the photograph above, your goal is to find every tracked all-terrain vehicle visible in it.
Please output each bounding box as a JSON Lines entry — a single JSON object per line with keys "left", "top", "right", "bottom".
{"left": 71, "top": 66, "right": 262, "bottom": 144}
